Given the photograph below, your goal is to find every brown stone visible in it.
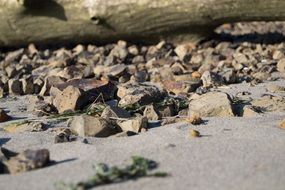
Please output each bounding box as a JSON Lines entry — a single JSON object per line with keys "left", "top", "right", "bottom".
{"left": 0, "top": 109, "right": 10, "bottom": 122}
{"left": 118, "top": 117, "right": 148, "bottom": 133}
{"left": 4, "top": 149, "right": 50, "bottom": 174}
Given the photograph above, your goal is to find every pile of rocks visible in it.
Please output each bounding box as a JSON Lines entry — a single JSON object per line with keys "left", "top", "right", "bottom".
{"left": 1, "top": 24, "right": 285, "bottom": 139}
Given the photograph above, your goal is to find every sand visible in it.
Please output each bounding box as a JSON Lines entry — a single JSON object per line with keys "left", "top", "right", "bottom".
{"left": 0, "top": 80, "right": 285, "bottom": 190}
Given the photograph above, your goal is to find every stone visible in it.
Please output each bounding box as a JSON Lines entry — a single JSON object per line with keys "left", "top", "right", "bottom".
{"left": 0, "top": 87, "right": 3, "bottom": 98}
{"left": 242, "top": 105, "right": 260, "bottom": 117}
{"left": 252, "top": 72, "right": 270, "bottom": 81}
{"left": 5, "top": 66, "right": 18, "bottom": 78}
{"left": 117, "top": 82, "right": 166, "bottom": 107}
{"left": 157, "top": 104, "right": 177, "bottom": 117}
{"left": 39, "top": 76, "right": 66, "bottom": 96}
{"left": 277, "top": 58, "right": 285, "bottom": 72}
{"left": 20, "top": 75, "right": 34, "bottom": 94}
{"left": 188, "top": 92, "right": 234, "bottom": 117}
{"left": 69, "top": 114, "right": 118, "bottom": 137}
{"left": 191, "top": 71, "right": 202, "bottom": 79}
{"left": 118, "top": 116, "right": 148, "bottom": 133}
{"left": 266, "top": 84, "right": 285, "bottom": 93}
{"left": 27, "top": 95, "right": 57, "bottom": 116}
{"left": 251, "top": 95, "right": 285, "bottom": 112}
{"left": 53, "top": 79, "right": 117, "bottom": 101}
{"left": 8, "top": 79, "right": 23, "bottom": 95}
{"left": 162, "top": 80, "right": 201, "bottom": 95}
{"left": 220, "top": 68, "right": 237, "bottom": 84}
{"left": 33, "top": 77, "right": 44, "bottom": 94}
{"left": 54, "top": 128, "right": 73, "bottom": 143}
{"left": 28, "top": 43, "right": 38, "bottom": 57}
{"left": 143, "top": 105, "right": 161, "bottom": 121}
{"left": 174, "top": 43, "right": 194, "bottom": 62}
{"left": 53, "top": 86, "right": 85, "bottom": 113}
{"left": 4, "top": 149, "right": 50, "bottom": 174}
{"left": 0, "top": 109, "right": 10, "bottom": 122}
{"left": 107, "top": 64, "right": 127, "bottom": 77}
{"left": 4, "top": 121, "right": 47, "bottom": 133}
{"left": 279, "top": 119, "right": 285, "bottom": 129}
{"left": 272, "top": 50, "right": 284, "bottom": 60}
{"left": 201, "top": 71, "right": 225, "bottom": 87}
{"left": 101, "top": 106, "right": 131, "bottom": 120}
{"left": 190, "top": 129, "right": 200, "bottom": 138}
{"left": 186, "top": 115, "right": 203, "bottom": 125}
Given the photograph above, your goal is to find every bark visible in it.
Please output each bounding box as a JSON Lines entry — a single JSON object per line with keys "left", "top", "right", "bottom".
{"left": 0, "top": 0, "right": 285, "bottom": 47}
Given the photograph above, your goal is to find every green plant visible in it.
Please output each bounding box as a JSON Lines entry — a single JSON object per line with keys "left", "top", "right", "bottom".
{"left": 55, "top": 156, "right": 168, "bottom": 190}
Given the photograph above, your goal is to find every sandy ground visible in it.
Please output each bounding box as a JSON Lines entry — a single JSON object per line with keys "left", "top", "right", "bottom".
{"left": 0, "top": 80, "right": 285, "bottom": 190}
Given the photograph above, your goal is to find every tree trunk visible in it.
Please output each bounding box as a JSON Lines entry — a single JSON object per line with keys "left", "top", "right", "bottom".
{"left": 0, "top": 0, "right": 285, "bottom": 47}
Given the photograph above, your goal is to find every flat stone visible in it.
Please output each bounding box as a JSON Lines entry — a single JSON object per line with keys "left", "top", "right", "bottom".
{"left": 277, "top": 58, "right": 285, "bottom": 72}
{"left": 39, "top": 76, "right": 66, "bottom": 96}
{"left": 101, "top": 106, "right": 131, "bottom": 120}
{"left": 53, "top": 86, "right": 85, "bottom": 113}
{"left": 117, "top": 82, "right": 166, "bottom": 107}
{"left": 201, "top": 71, "right": 225, "bottom": 87}
{"left": 4, "top": 149, "right": 50, "bottom": 174}
{"left": 69, "top": 114, "right": 118, "bottom": 137}
{"left": 118, "top": 117, "right": 148, "bottom": 133}
{"left": 188, "top": 92, "right": 234, "bottom": 117}
{"left": 251, "top": 95, "right": 285, "bottom": 112}
{"left": 54, "top": 128, "right": 73, "bottom": 143}
{"left": 143, "top": 105, "right": 161, "bottom": 121}
{"left": 242, "top": 105, "right": 261, "bottom": 117}
{"left": 0, "top": 109, "right": 10, "bottom": 122}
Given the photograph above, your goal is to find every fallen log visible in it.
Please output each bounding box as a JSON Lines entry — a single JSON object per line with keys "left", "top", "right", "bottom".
{"left": 1, "top": 0, "right": 285, "bottom": 47}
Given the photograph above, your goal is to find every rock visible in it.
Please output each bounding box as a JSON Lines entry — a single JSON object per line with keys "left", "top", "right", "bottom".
{"left": 0, "top": 87, "right": 3, "bottom": 98}
{"left": 8, "top": 79, "right": 23, "bottom": 95}
{"left": 242, "top": 105, "right": 261, "bottom": 117}
{"left": 114, "top": 131, "right": 138, "bottom": 137}
{"left": 28, "top": 122, "right": 47, "bottom": 132}
{"left": 69, "top": 114, "right": 118, "bottom": 137}
{"left": 117, "top": 82, "right": 166, "bottom": 107}
{"left": 128, "top": 45, "right": 139, "bottom": 56}
{"left": 191, "top": 71, "right": 202, "bottom": 79}
{"left": 54, "top": 128, "right": 73, "bottom": 143}
{"left": 118, "top": 117, "right": 148, "bottom": 133}
{"left": 162, "top": 79, "right": 201, "bottom": 95}
{"left": 220, "top": 68, "right": 237, "bottom": 84}
{"left": 188, "top": 92, "right": 234, "bottom": 117}
{"left": 5, "top": 66, "right": 18, "bottom": 78}
{"left": 27, "top": 95, "right": 57, "bottom": 116}
{"left": 39, "top": 76, "right": 66, "bottom": 96}
{"left": 107, "top": 64, "right": 127, "bottom": 77}
{"left": 53, "top": 79, "right": 117, "bottom": 101}
{"left": 28, "top": 43, "right": 38, "bottom": 57}
{"left": 279, "top": 119, "right": 285, "bottom": 129}
{"left": 251, "top": 95, "right": 285, "bottom": 112}
{"left": 0, "top": 109, "right": 10, "bottom": 122}
{"left": 4, "top": 121, "right": 47, "bottom": 133}
{"left": 277, "top": 58, "right": 285, "bottom": 72}
{"left": 266, "top": 84, "right": 285, "bottom": 93}
{"left": 174, "top": 43, "right": 194, "bottom": 62}
{"left": 201, "top": 71, "right": 225, "bottom": 87}
{"left": 4, "top": 149, "right": 50, "bottom": 174}
{"left": 53, "top": 86, "right": 85, "bottom": 113}
{"left": 143, "top": 105, "right": 161, "bottom": 121}
{"left": 33, "top": 77, "right": 44, "bottom": 94}
{"left": 186, "top": 115, "right": 203, "bottom": 125}
{"left": 157, "top": 103, "right": 177, "bottom": 117}
{"left": 5, "top": 49, "right": 24, "bottom": 63}
{"left": 101, "top": 106, "right": 131, "bottom": 120}
{"left": 20, "top": 75, "right": 34, "bottom": 94}
{"left": 252, "top": 72, "right": 270, "bottom": 81}
{"left": 273, "top": 50, "right": 284, "bottom": 60}
{"left": 190, "top": 129, "right": 200, "bottom": 138}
